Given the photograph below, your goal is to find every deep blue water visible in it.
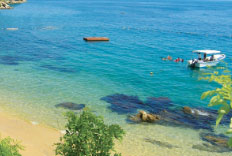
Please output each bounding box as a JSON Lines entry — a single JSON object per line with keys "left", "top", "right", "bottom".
{"left": 0, "top": 0, "right": 232, "bottom": 127}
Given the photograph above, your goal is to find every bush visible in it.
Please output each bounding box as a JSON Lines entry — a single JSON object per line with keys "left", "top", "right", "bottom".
{"left": 0, "top": 136, "right": 23, "bottom": 156}
{"left": 55, "top": 110, "right": 125, "bottom": 156}
{"left": 200, "top": 66, "right": 232, "bottom": 147}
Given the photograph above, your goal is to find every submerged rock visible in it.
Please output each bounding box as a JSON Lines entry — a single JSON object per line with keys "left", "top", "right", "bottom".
{"left": 0, "top": 55, "right": 33, "bottom": 65}
{"left": 192, "top": 143, "right": 231, "bottom": 153}
{"left": 40, "top": 65, "right": 76, "bottom": 73}
{"left": 102, "top": 93, "right": 231, "bottom": 131}
{"left": 55, "top": 102, "right": 85, "bottom": 110}
{"left": 181, "top": 106, "right": 231, "bottom": 129}
{"left": 200, "top": 133, "right": 230, "bottom": 148}
{"left": 182, "top": 106, "right": 214, "bottom": 117}
{"left": 145, "top": 97, "right": 173, "bottom": 113}
{"left": 101, "top": 94, "right": 173, "bottom": 114}
{"left": 128, "top": 107, "right": 218, "bottom": 130}
{"left": 192, "top": 132, "right": 232, "bottom": 153}
{"left": 101, "top": 94, "right": 144, "bottom": 114}
{"left": 145, "top": 138, "right": 179, "bottom": 149}
{"left": 129, "top": 110, "right": 161, "bottom": 123}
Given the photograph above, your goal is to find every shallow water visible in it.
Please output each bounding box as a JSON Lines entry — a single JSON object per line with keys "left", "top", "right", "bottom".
{"left": 0, "top": 0, "right": 232, "bottom": 155}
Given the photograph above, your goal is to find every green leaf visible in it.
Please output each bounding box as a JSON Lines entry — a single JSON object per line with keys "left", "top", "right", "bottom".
{"left": 223, "top": 70, "right": 230, "bottom": 73}
{"left": 208, "top": 95, "right": 220, "bottom": 106}
{"left": 226, "top": 129, "right": 232, "bottom": 134}
{"left": 201, "top": 91, "right": 216, "bottom": 100}
{"left": 228, "top": 138, "right": 232, "bottom": 148}
{"left": 230, "top": 118, "right": 232, "bottom": 129}
{"left": 216, "top": 113, "right": 224, "bottom": 127}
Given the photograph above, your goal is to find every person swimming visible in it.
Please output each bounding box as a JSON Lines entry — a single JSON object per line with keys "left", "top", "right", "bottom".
{"left": 167, "top": 55, "right": 172, "bottom": 60}
{"left": 174, "top": 57, "right": 184, "bottom": 62}
{"left": 174, "top": 57, "right": 180, "bottom": 62}
{"left": 161, "top": 55, "right": 172, "bottom": 61}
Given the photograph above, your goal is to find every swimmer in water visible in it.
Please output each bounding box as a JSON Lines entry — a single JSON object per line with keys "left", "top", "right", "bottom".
{"left": 167, "top": 55, "right": 172, "bottom": 60}
{"left": 161, "top": 55, "right": 172, "bottom": 61}
{"left": 174, "top": 57, "right": 180, "bottom": 62}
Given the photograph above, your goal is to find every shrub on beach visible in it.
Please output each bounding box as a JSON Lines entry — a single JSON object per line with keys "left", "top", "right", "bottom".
{"left": 0, "top": 136, "right": 23, "bottom": 156}
{"left": 55, "top": 110, "right": 125, "bottom": 156}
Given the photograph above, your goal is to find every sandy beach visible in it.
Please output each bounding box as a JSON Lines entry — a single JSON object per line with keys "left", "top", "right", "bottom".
{"left": 0, "top": 111, "right": 60, "bottom": 156}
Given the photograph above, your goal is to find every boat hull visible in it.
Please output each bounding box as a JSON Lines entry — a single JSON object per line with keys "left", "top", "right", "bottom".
{"left": 188, "top": 54, "right": 226, "bottom": 68}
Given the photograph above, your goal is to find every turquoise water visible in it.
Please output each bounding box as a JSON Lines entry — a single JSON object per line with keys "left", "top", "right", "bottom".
{"left": 1, "top": 0, "right": 232, "bottom": 155}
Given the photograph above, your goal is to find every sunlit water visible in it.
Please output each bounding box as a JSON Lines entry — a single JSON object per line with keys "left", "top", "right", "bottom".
{"left": 0, "top": 0, "right": 232, "bottom": 155}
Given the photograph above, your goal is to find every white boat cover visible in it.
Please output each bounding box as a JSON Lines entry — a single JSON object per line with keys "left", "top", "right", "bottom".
{"left": 192, "top": 50, "right": 221, "bottom": 54}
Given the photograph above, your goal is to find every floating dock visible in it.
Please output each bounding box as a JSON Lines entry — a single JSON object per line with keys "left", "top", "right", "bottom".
{"left": 83, "top": 37, "right": 109, "bottom": 41}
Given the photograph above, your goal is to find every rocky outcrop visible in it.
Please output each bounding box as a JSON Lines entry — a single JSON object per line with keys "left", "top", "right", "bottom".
{"left": 182, "top": 106, "right": 212, "bottom": 117}
{"left": 0, "top": 2, "right": 11, "bottom": 9}
{"left": 0, "top": 0, "right": 26, "bottom": 9}
{"left": 6, "top": 0, "right": 26, "bottom": 4}
{"left": 129, "top": 110, "right": 161, "bottom": 123}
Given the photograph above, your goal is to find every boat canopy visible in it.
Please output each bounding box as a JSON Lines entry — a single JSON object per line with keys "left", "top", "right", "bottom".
{"left": 192, "top": 50, "right": 221, "bottom": 54}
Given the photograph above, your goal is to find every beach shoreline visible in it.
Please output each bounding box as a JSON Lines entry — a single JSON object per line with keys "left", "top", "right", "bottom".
{"left": 0, "top": 110, "right": 60, "bottom": 156}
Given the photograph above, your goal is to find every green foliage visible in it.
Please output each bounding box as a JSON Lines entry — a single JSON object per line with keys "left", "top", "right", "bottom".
{"left": 0, "top": 136, "right": 23, "bottom": 156}
{"left": 200, "top": 66, "right": 232, "bottom": 147}
{"left": 55, "top": 110, "right": 125, "bottom": 156}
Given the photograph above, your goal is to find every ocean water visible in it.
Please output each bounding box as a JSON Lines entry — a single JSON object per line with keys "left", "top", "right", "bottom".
{"left": 1, "top": 0, "right": 232, "bottom": 155}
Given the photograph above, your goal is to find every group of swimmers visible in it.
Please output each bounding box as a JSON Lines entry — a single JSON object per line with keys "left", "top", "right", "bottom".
{"left": 161, "top": 55, "right": 184, "bottom": 62}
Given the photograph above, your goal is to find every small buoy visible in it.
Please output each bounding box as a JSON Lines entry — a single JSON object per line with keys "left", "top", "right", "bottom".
{"left": 150, "top": 72, "right": 153, "bottom": 75}
{"left": 83, "top": 37, "right": 109, "bottom": 41}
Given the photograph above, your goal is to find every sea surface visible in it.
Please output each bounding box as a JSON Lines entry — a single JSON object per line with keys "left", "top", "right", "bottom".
{"left": 0, "top": 0, "right": 232, "bottom": 155}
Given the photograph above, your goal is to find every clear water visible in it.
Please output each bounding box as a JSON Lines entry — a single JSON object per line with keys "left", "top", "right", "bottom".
{"left": 0, "top": 0, "right": 232, "bottom": 155}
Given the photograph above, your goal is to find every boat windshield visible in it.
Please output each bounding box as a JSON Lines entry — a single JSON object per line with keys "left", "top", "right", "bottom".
{"left": 198, "top": 53, "right": 202, "bottom": 60}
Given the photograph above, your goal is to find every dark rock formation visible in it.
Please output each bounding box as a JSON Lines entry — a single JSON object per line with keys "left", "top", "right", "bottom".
{"left": 0, "top": 55, "right": 34, "bottom": 65}
{"left": 129, "top": 110, "right": 161, "bottom": 123}
{"left": 55, "top": 102, "right": 85, "bottom": 110}
{"left": 200, "top": 133, "right": 229, "bottom": 148}
{"left": 101, "top": 94, "right": 173, "bottom": 114}
{"left": 100, "top": 94, "right": 144, "bottom": 114}
{"left": 128, "top": 106, "right": 224, "bottom": 131}
{"left": 145, "top": 97, "right": 174, "bottom": 113}
{"left": 192, "top": 143, "right": 231, "bottom": 153}
{"left": 102, "top": 94, "right": 231, "bottom": 131}
{"left": 192, "top": 132, "right": 232, "bottom": 153}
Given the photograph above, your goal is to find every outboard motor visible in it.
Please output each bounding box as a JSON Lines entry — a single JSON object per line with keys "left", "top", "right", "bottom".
{"left": 188, "top": 59, "right": 197, "bottom": 67}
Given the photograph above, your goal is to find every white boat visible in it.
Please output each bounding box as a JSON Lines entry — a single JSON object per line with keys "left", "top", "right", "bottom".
{"left": 188, "top": 50, "right": 226, "bottom": 68}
